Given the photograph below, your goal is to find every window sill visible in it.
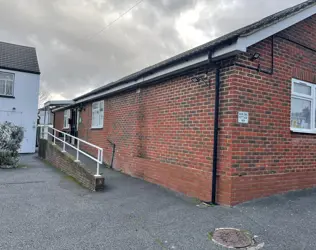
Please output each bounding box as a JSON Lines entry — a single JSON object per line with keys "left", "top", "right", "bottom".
{"left": 0, "top": 95, "right": 15, "bottom": 99}
{"left": 290, "top": 128, "right": 316, "bottom": 134}
{"left": 91, "top": 127, "right": 103, "bottom": 130}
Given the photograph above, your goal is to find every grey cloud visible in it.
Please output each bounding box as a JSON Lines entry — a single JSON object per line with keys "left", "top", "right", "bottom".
{"left": 196, "top": 0, "right": 306, "bottom": 38}
{"left": 0, "top": 0, "right": 307, "bottom": 100}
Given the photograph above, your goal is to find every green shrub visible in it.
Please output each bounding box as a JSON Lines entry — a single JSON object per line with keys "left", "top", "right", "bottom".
{"left": 0, "top": 122, "right": 24, "bottom": 169}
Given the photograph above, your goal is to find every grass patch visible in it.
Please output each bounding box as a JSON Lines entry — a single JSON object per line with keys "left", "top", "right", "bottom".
{"left": 192, "top": 198, "right": 201, "bottom": 204}
{"left": 17, "top": 164, "right": 29, "bottom": 169}
{"left": 196, "top": 201, "right": 215, "bottom": 208}
{"left": 208, "top": 232, "right": 213, "bottom": 240}
{"left": 154, "top": 239, "right": 167, "bottom": 250}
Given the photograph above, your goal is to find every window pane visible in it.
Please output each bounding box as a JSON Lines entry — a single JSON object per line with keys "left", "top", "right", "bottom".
{"left": 291, "top": 97, "right": 311, "bottom": 129}
{"left": 293, "top": 82, "right": 311, "bottom": 95}
{"left": 315, "top": 93, "right": 316, "bottom": 129}
{"left": 92, "top": 102, "right": 98, "bottom": 110}
{"left": 92, "top": 102, "right": 103, "bottom": 127}
{"left": 99, "top": 112, "right": 103, "bottom": 127}
{"left": 5, "top": 81, "right": 13, "bottom": 96}
{"left": 0, "top": 72, "right": 14, "bottom": 81}
{"left": 64, "top": 110, "right": 70, "bottom": 128}
{"left": 96, "top": 110, "right": 100, "bottom": 127}
{"left": 0, "top": 80, "right": 5, "bottom": 95}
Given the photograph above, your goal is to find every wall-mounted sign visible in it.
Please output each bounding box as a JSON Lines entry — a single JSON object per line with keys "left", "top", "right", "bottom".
{"left": 238, "top": 112, "right": 249, "bottom": 124}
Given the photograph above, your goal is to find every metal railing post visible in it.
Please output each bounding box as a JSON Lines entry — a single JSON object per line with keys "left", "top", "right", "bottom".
{"left": 50, "top": 127, "right": 103, "bottom": 177}
{"left": 95, "top": 149, "right": 101, "bottom": 177}
{"left": 96, "top": 162, "right": 100, "bottom": 177}
{"left": 53, "top": 129, "right": 56, "bottom": 145}
{"left": 75, "top": 141, "right": 80, "bottom": 162}
{"left": 62, "top": 133, "right": 66, "bottom": 152}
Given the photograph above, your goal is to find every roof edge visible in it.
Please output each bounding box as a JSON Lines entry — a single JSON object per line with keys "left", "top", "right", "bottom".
{"left": 72, "top": 0, "right": 316, "bottom": 103}
{"left": 0, "top": 66, "right": 41, "bottom": 75}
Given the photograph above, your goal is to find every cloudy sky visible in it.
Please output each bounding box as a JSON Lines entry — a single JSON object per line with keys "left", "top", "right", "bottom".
{"left": 0, "top": 0, "right": 306, "bottom": 102}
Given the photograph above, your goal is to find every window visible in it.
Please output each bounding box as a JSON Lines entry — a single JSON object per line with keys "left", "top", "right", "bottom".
{"left": 291, "top": 79, "right": 316, "bottom": 133}
{"left": 0, "top": 72, "right": 14, "bottom": 96}
{"left": 64, "top": 110, "right": 70, "bottom": 129}
{"left": 91, "top": 101, "right": 104, "bottom": 128}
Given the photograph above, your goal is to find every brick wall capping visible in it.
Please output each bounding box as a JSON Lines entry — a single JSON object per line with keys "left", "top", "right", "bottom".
{"left": 38, "top": 139, "right": 105, "bottom": 192}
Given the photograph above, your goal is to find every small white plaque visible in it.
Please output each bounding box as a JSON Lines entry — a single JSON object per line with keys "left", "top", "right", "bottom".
{"left": 238, "top": 112, "right": 249, "bottom": 124}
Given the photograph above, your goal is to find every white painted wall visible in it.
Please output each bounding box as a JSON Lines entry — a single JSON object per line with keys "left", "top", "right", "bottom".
{"left": 39, "top": 110, "right": 53, "bottom": 125}
{"left": 0, "top": 69, "right": 40, "bottom": 153}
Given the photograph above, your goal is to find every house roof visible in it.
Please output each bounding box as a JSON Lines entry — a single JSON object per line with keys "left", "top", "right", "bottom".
{"left": 75, "top": 0, "right": 316, "bottom": 101}
{"left": 44, "top": 100, "right": 74, "bottom": 107}
{"left": 0, "top": 41, "right": 40, "bottom": 74}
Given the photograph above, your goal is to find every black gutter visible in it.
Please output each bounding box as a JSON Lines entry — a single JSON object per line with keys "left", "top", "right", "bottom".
{"left": 57, "top": 59, "right": 211, "bottom": 112}
{"left": 74, "top": 53, "right": 210, "bottom": 102}
{"left": 211, "top": 67, "right": 221, "bottom": 205}
{"left": 74, "top": 38, "right": 238, "bottom": 102}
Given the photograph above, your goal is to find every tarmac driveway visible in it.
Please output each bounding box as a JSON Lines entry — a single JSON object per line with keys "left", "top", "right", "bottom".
{"left": 0, "top": 154, "right": 315, "bottom": 250}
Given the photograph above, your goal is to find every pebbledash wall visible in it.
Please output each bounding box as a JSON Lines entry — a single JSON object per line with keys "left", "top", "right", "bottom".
{"left": 54, "top": 15, "right": 316, "bottom": 206}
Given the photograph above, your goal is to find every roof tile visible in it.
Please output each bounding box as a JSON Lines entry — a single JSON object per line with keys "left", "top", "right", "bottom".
{"left": 0, "top": 41, "right": 40, "bottom": 74}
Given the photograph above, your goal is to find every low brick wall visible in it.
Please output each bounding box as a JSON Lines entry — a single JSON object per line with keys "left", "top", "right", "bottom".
{"left": 38, "top": 139, "right": 104, "bottom": 191}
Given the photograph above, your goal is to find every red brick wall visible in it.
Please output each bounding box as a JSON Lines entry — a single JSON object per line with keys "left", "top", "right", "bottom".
{"left": 54, "top": 111, "right": 64, "bottom": 131}
{"left": 229, "top": 14, "right": 316, "bottom": 205}
{"left": 38, "top": 139, "right": 104, "bottom": 191}
{"left": 54, "top": 110, "right": 71, "bottom": 138}
{"left": 53, "top": 15, "right": 316, "bottom": 206}
{"left": 77, "top": 65, "right": 236, "bottom": 204}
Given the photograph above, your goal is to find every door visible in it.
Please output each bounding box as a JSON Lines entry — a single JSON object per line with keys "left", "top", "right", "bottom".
{"left": 0, "top": 110, "right": 25, "bottom": 152}
{"left": 70, "top": 108, "right": 78, "bottom": 145}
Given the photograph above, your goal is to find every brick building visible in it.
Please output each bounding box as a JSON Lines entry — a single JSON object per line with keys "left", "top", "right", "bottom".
{"left": 53, "top": 1, "right": 316, "bottom": 206}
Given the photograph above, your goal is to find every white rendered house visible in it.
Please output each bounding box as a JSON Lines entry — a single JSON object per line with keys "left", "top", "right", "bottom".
{"left": 0, "top": 41, "right": 40, "bottom": 153}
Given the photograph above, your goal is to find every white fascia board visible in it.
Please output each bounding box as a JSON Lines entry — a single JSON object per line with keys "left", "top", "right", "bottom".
{"left": 52, "top": 106, "right": 67, "bottom": 112}
{"left": 212, "top": 4, "right": 316, "bottom": 60}
{"left": 211, "top": 41, "right": 245, "bottom": 61}
{"left": 44, "top": 100, "right": 74, "bottom": 107}
{"left": 75, "top": 53, "right": 209, "bottom": 104}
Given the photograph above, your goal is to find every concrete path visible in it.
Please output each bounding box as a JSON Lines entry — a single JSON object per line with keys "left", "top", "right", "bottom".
{"left": 0, "top": 154, "right": 315, "bottom": 250}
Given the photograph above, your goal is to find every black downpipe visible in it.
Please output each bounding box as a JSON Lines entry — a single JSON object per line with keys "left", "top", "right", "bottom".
{"left": 211, "top": 67, "right": 221, "bottom": 205}
{"left": 107, "top": 139, "right": 116, "bottom": 168}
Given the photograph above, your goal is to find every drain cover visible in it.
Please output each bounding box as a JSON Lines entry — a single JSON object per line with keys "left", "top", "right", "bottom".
{"left": 212, "top": 228, "right": 253, "bottom": 248}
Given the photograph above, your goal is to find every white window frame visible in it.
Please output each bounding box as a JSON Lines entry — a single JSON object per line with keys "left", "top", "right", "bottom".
{"left": 0, "top": 71, "right": 15, "bottom": 97}
{"left": 290, "top": 78, "right": 316, "bottom": 134}
{"left": 63, "top": 109, "right": 70, "bottom": 129}
{"left": 91, "top": 100, "right": 104, "bottom": 129}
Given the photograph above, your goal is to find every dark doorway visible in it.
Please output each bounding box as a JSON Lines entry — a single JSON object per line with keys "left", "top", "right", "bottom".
{"left": 70, "top": 108, "right": 78, "bottom": 145}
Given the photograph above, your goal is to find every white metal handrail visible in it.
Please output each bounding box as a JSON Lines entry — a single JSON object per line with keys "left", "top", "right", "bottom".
{"left": 40, "top": 126, "right": 103, "bottom": 177}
